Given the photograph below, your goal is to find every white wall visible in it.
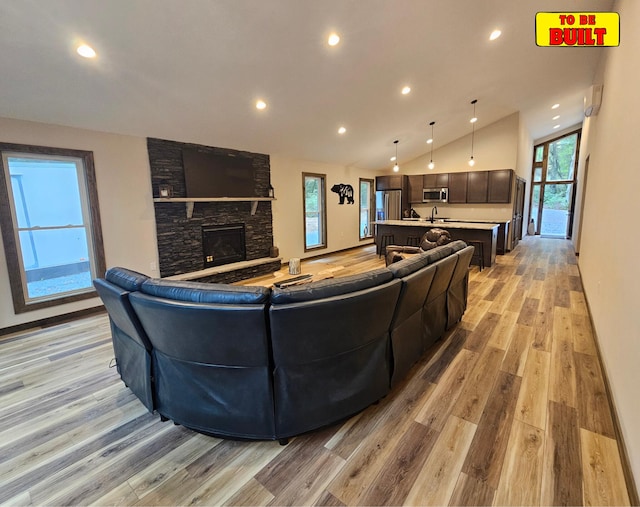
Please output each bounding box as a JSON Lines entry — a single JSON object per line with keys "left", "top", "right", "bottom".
{"left": 270, "top": 155, "right": 376, "bottom": 262}
{"left": 577, "top": 0, "right": 640, "bottom": 488}
{"left": 0, "top": 117, "right": 158, "bottom": 329}
{"left": 391, "top": 113, "right": 520, "bottom": 222}
{"left": 516, "top": 117, "right": 533, "bottom": 239}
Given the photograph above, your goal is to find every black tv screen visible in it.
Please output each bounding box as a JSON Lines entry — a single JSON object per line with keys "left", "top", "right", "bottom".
{"left": 182, "top": 149, "right": 257, "bottom": 198}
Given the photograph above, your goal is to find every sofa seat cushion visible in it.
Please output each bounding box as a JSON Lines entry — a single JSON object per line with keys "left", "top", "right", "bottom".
{"left": 105, "top": 267, "right": 149, "bottom": 291}
{"left": 270, "top": 268, "right": 393, "bottom": 304}
{"left": 141, "top": 279, "right": 270, "bottom": 304}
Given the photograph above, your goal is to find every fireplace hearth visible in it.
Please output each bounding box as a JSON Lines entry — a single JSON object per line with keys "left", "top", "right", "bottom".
{"left": 202, "top": 224, "right": 246, "bottom": 268}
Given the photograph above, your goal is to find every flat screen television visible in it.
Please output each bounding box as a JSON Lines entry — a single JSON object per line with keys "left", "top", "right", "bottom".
{"left": 182, "top": 149, "right": 257, "bottom": 198}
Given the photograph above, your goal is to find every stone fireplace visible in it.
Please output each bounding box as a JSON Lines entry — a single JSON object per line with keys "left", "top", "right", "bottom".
{"left": 147, "top": 138, "right": 280, "bottom": 282}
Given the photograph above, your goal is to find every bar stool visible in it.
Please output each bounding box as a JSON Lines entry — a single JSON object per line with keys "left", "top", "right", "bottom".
{"left": 468, "top": 240, "right": 485, "bottom": 271}
{"left": 406, "top": 235, "right": 421, "bottom": 247}
{"left": 379, "top": 233, "right": 395, "bottom": 257}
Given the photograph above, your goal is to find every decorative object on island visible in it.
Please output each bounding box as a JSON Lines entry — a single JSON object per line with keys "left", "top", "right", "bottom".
{"left": 428, "top": 121, "right": 436, "bottom": 170}
{"left": 392, "top": 139, "right": 399, "bottom": 172}
{"left": 330, "top": 183, "right": 355, "bottom": 204}
{"left": 158, "top": 184, "right": 173, "bottom": 198}
{"left": 469, "top": 99, "right": 478, "bottom": 166}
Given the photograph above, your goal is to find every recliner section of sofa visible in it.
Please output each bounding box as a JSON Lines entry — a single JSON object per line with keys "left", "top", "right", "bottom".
{"left": 129, "top": 279, "right": 275, "bottom": 440}
{"left": 93, "top": 267, "right": 154, "bottom": 412}
{"left": 95, "top": 242, "right": 473, "bottom": 441}
{"left": 387, "top": 240, "right": 469, "bottom": 385}
{"left": 269, "top": 269, "right": 401, "bottom": 438}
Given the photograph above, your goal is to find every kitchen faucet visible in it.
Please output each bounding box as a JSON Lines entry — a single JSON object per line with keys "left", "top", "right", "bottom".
{"left": 430, "top": 206, "right": 438, "bottom": 223}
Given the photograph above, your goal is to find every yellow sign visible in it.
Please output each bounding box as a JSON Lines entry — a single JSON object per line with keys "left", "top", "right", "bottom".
{"left": 536, "top": 12, "right": 620, "bottom": 47}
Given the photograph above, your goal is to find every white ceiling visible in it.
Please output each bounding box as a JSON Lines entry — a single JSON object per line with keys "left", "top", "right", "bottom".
{"left": 0, "top": 0, "right": 611, "bottom": 170}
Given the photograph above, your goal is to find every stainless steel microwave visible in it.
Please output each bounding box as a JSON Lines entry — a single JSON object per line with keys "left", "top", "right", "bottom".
{"left": 423, "top": 187, "right": 448, "bottom": 203}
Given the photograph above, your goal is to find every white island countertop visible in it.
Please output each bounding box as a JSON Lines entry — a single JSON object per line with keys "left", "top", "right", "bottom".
{"left": 373, "top": 220, "right": 500, "bottom": 231}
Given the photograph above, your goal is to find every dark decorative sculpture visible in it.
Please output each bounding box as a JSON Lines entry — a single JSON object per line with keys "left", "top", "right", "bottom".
{"left": 331, "top": 183, "right": 355, "bottom": 205}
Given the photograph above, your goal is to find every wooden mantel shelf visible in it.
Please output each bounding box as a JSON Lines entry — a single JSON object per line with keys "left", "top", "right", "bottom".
{"left": 153, "top": 197, "right": 275, "bottom": 218}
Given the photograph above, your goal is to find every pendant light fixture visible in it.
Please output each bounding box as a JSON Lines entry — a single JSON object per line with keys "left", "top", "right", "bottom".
{"left": 469, "top": 99, "right": 477, "bottom": 167}
{"left": 428, "top": 121, "right": 436, "bottom": 170}
{"left": 393, "top": 140, "right": 399, "bottom": 172}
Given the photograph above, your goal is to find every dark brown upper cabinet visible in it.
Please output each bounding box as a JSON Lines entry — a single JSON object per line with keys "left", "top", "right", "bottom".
{"left": 466, "top": 171, "right": 489, "bottom": 203}
{"left": 448, "top": 172, "right": 468, "bottom": 203}
{"left": 376, "top": 175, "right": 404, "bottom": 191}
{"left": 422, "top": 173, "right": 449, "bottom": 188}
{"left": 408, "top": 174, "right": 424, "bottom": 203}
{"left": 487, "top": 169, "right": 513, "bottom": 203}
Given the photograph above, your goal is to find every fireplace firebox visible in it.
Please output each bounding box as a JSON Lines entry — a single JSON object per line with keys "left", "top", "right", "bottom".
{"left": 202, "top": 224, "right": 246, "bottom": 268}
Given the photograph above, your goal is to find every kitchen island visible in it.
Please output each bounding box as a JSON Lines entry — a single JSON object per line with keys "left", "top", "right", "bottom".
{"left": 374, "top": 219, "right": 500, "bottom": 267}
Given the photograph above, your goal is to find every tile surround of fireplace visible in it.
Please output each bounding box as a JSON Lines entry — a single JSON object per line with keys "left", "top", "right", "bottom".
{"left": 148, "top": 138, "right": 277, "bottom": 281}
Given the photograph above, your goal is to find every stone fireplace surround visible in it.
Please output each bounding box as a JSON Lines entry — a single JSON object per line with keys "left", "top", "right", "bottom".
{"left": 148, "top": 138, "right": 280, "bottom": 283}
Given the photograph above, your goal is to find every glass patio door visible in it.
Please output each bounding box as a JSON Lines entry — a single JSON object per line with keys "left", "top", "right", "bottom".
{"left": 530, "top": 131, "right": 580, "bottom": 238}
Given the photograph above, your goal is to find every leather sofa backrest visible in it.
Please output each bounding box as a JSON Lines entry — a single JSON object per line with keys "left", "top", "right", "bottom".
{"left": 94, "top": 267, "right": 151, "bottom": 352}
{"left": 105, "top": 266, "right": 149, "bottom": 292}
{"left": 140, "top": 278, "right": 270, "bottom": 304}
{"left": 271, "top": 268, "right": 392, "bottom": 304}
{"left": 391, "top": 263, "right": 437, "bottom": 326}
{"left": 268, "top": 278, "right": 401, "bottom": 437}
{"left": 426, "top": 253, "right": 458, "bottom": 304}
{"left": 447, "top": 245, "right": 475, "bottom": 329}
{"left": 387, "top": 240, "right": 466, "bottom": 278}
{"left": 130, "top": 291, "right": 270, "bottom": 366}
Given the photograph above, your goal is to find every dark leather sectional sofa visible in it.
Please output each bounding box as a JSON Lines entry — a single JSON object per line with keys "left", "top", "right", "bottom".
{"left": 93, "top": 240, "right": 474, "bottom": 443}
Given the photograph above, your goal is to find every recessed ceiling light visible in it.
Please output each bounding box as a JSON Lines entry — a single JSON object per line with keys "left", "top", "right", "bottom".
{"left": 401, "top": 86, "right": 411, "bottom": 95}
{"left": 328, "top": 33, "right": 340, "bottom": 46}
{"left": 553, "top": 124, "right": 560, "bottom": 129}
{"left": 76, "top": 44, "right": 96, "bottom": 58}
{"left": 256, "top": 100, "right": 267, "bottom": 110}
{"left": 390, "top": 156, "right": 397, "bottom": 162}
{"left": 470, "top": 117, "right": 478, "bottom": 123}
{"left": 338, "top": 126, "right": 346, "bottom": 134}
{"left": 552, "top": 115, "right": 560, "bottom": 120}
{"left": 489, "top": 29, "right": 502, "bottom": 41}
{"left": 426, "top": 138, "right": 433, "bottom": 144}
{"left": 552, "top": 103, "right": 560, "bottom": 109}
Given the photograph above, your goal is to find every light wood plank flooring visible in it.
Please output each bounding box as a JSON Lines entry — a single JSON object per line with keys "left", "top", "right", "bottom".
{"left": 0, "top": 237, "right": 634, "bottom": 506}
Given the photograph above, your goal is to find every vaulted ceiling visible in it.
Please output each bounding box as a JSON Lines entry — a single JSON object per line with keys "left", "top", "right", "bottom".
{"left": 0, "top": 0, "right": 612, "bottom": 169}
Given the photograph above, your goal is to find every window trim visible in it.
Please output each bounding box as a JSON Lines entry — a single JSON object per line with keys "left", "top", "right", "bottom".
{"left": 359, "top": 178, "right": 374, "bottom": 240}
{"left": 528, "top": 129, "right": 581, "bottom": 238}
{"left": 302, "top": 172, "right": 327, "bottom": 252}
{"left": 0, "top": 143, "right": 106, "bottom": 314}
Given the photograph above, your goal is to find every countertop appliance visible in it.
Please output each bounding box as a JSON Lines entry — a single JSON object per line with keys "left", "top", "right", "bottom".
{"left": 376, "top": 189, "right": 402, "bottom": 221}
{"left": 423, "top": 187, "right": 448, "bottom": 203}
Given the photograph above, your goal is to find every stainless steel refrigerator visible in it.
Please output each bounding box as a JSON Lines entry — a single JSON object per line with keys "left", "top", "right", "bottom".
{"left": 375, "top": 189, "right": 402, "bottom": 221}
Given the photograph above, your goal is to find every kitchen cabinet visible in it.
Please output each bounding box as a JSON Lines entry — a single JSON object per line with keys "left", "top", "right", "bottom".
{"left": 423, "top": 173, "right": 449, "bottom": 188}
{"left": 376, "top": 175, "right": 404, "bottom": 191}
{"left": 466, "top": 171, "right": 489, "bottom": 203}
{"left": 408, "top": 175, "right": 424, "bottom": 203}
{"left": 448, "top": 173, "right": 468, "bottom": 203}
{"left": 488, "top": 169, "right": 513, "bottom": 203}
